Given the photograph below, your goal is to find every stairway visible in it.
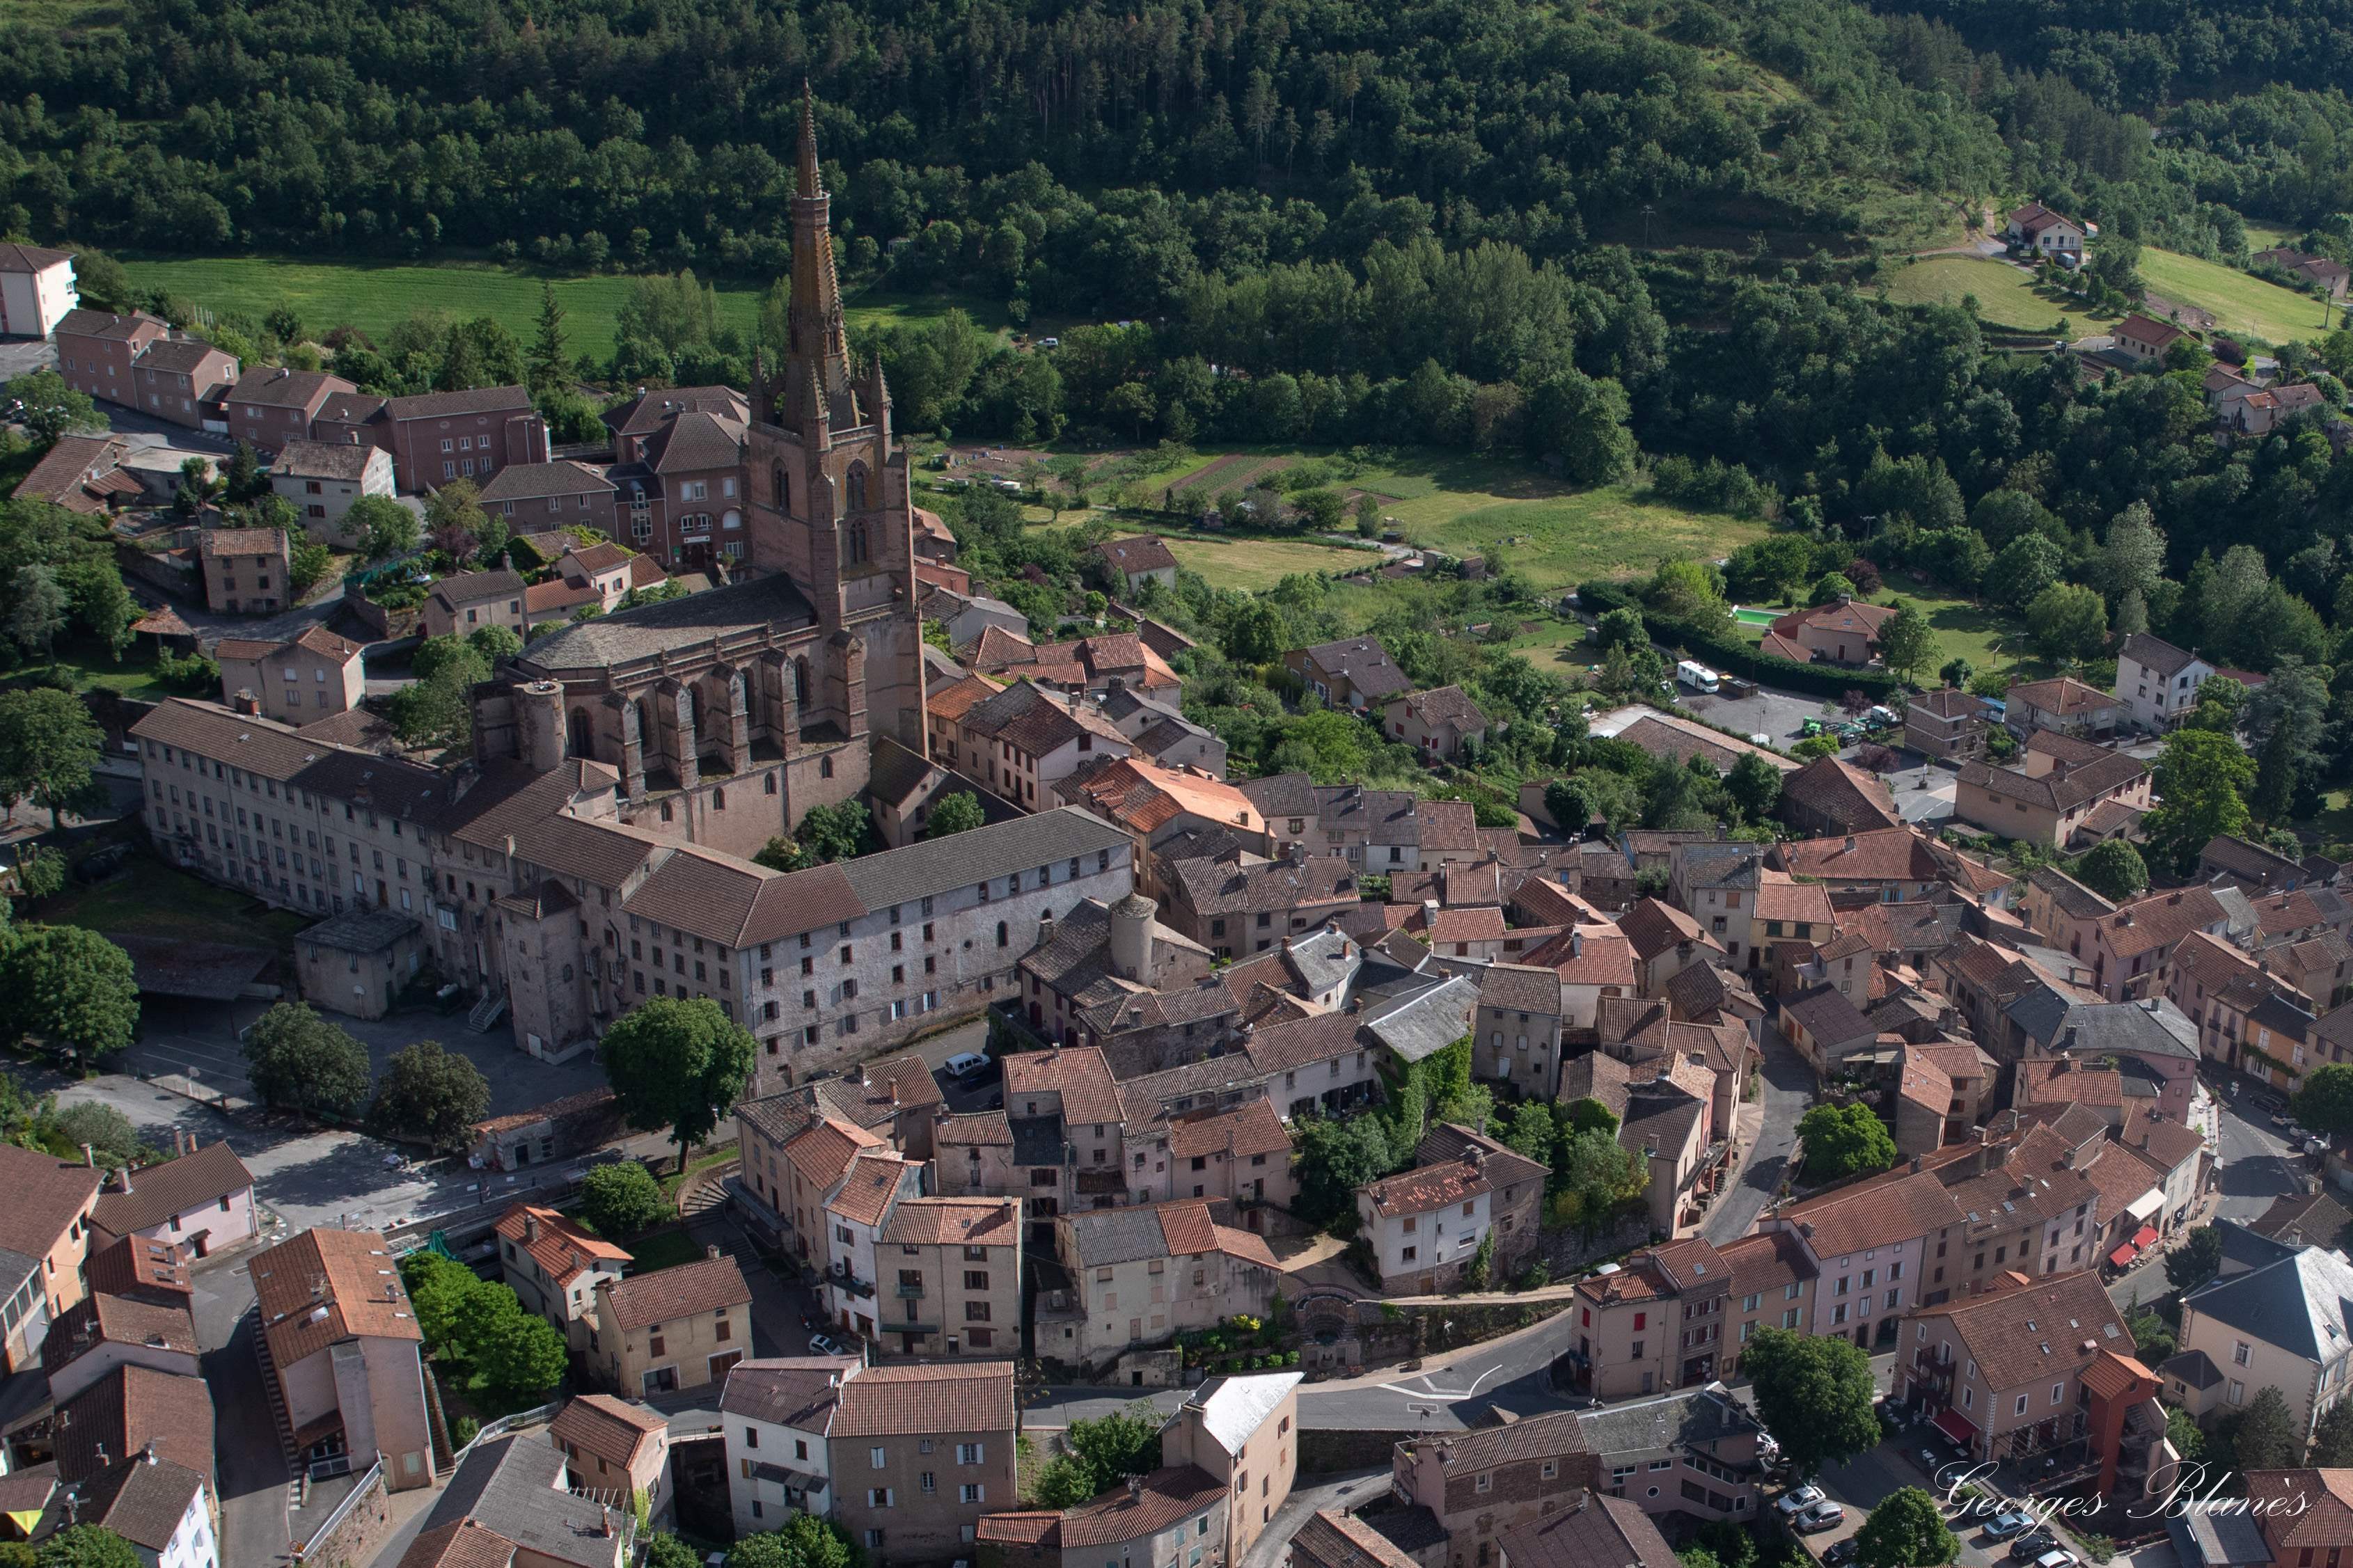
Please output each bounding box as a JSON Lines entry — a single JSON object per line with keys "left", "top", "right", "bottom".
{"left": 247, "top": 1303, "right": 306, "bottom": 1507}
{"left": 466, "top": 990, "right": 507, "bottom": 1034}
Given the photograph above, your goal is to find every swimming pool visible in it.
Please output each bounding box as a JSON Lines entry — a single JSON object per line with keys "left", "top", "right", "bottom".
{"left": 1731, "top": 607, "right": 1781, "bottom": 625}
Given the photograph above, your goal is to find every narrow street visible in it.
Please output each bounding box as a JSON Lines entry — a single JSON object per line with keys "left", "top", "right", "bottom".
{"left": 1704, "top": 1032, "right": 1809, "bottom": 1247}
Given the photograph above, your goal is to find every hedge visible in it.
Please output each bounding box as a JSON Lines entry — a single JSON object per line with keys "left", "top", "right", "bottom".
{"left": 1573, "top": 580, "right": 1905, "bottom": 703}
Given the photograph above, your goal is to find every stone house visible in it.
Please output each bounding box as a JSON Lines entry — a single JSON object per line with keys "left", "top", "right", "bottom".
{"left": 828, "top": 1359, "right": 1018, "bottom": 1564}
{"left": 1283, "top": 637, "right": 1411, "bottom": 711}
{"left": 214, "top": 623, "right": 365, "bottom": 726}
{"left": 2114, "top": 633, "right": 2219, "bottom": 733}
{"left": 226, "top": 366, "right": 360, "bottom": 458}
{"left": 0, "top": 241, "right": 77, "bottom": 338}
{"left": 87, "top": 1139, "right": 257, "bottom": 1260}
{"left": 197, "top": 525, "right": 290, "bottom": 615}
{"left": 251, "top": 1226, "right": 434, "bottom": 1490}
{"left": 1955, "top": 731, "right": 2151, "bottom": 849}
{"left": 952, "top": 681, "right": 1135, "bottom": 813}
{"left": 1161, "top": 850, "right": 1360, "bottom": 960}
{"left": 423, "top": 567, "right": 528, "bottom": 639}
{"left": 1388, "top": 1409, "right": 1599, "bottom": 1568}
{"left": 1905, "top": 688, "right": 1992, "bottom": 763}
{"left": 590, "top": 1250, "right": 752, "bottom": 1397}
{"left": 2003, "top": 678, "right": 2120, "bottom": 738}
{"left": 1046, "top": 1201, "right": 1280, "bottom": 1374}
{"left": 1092, "top": 535, "right": 1180, "bottom": 592}
{"left": 1385, "top": 686, "right": 1491, "bottom": 761}
{"left": 1475, "top": 963, "right": 1566, "bottom": 1098}
{"left": 1355, "top": 1127, "right": 1548, "bottom": 1297}
{"left": 292, "top": 907, "right": 426, "bottom": 1020}
{"left": 551, "top": 1393, "right": 675, "bottom": 1528}
{"left": 478, "top": 458, "right": 621, "bottom": 537}
{"left": 1575, "top": 1385, "right": 1768, "bottom": 1523}
{"left": 1900, "top": 1269, "right": 2143, "bottom": 1467}
{"left": 495, "top": 1203, "right": 631, "bottom": 1356}
{"left": 272, "top": 439, "right": 395, "bottom": 546}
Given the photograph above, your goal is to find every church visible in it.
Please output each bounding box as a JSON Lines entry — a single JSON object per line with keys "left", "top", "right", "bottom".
{"left": 471, "top": 87, "right": 927, "bottom": 861}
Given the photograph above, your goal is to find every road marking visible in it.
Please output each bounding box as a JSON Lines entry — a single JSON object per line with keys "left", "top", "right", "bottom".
{"left": 1377, "top": 1363, "right": 1503, "bottom": 1400}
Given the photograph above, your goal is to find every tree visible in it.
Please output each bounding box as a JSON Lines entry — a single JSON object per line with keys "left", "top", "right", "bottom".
{"left": 2145, "top": 729, "right": 2257, "bottom": 878}
{"left": 469, "top": 624, "right": 524, "bottom": 663}
{"left": 1561, "top": 1098, "right": 1620, "bottom": 1139}
{"left": 0, "top": 926, "right": 138, "bottom": 1061}
{"left": 287, "top": 535, "right": 336, "bottom": 599}
{"left": 1876, "top": 603, "right": 1935, "bottom": 687}
{"left": 224, "top": 441, "right": 267, "bottom": 502}
{"left": 2093, "top": 502, "right": 2168, "bottom": 605}
{"left": 580, "top": 1162, "right": 666, "bottom": 1237}
{"left": 2244, "top": 656, "right": 2331, "bottom": 822}
{"left": 2024, "top": 582, "right": 2109, "bottom": 664}
{"left": 2312, "top": 1396, "right": 2353, "bottom": 1466}
{"left": 1036, "top": 1399, "right": 1165, "bottom": 1507}
{"left": 390, "top": 635, "right": 491, "bottom": 747}
{"left": 52, "top": 1102, "right": 141, "bottom": 1166}
{"left": 350, "top": 495, "right": 420, "bottom": 561}
{"left": 645, "top": 1537, "right": 701, "bottom": 1568}
{"left": 242, "top": 1002, "right": 374, "bottom": 1118}
{"left": 426, "top": 479, "right": 494, "bottom": 563}
{"left": 599, "top": 998, "right": 757, "bottom": 1170}
{"left": 1855, "top": 1489, "right": 1959, "bottom": 1568}
{"left": 926, "top": 791, "right": 986, "bottom": 838}
{"left": 3, "top": 370, "right": 103, "bottom": 445}
{"left": 468, "top": 1294, "right": 569, "bottom": 1402}
{"left": 1557, "top": 1127, "right": 1646, "bottom": 1240}
{"left": 368, "top": 1040, "right": 491, "bottom": 1153}
{"left": 2231, "top": 1386, "right": 2302, "bottom": 1471}
{"left": 1545, "top": 778, "right": 1596, "bottom": 834}
{"left": 1593, "top": 607, "right": 1647, "bottom": 652}
{"left": 12, "top": 845, "right": 65, "bottom": 901}
{"left": 0, "top": 689, "right": 102, "bottom": 830}
{"left": 2165, "top": 1223, "right": 2224, "bottom": 1292}
{"left": 1796, "top": 1103, "right": 1897, "bottom": 1181}
{"left": 34, "top": 1527, "right": 141, "bottom": 1568}
{"left": 2125, "top": 1310, "right": 2176, "bottom": 1365}
{"left": 2294, "top": 1064, "right": 2353, "bottom": 1139}
{"left": 1983, "top": 534, "right": 2063, "bottom": 612}
{"left": 1810, "top": 572, "right": 1857, "bottom": 606}
{"left": 727, "top": 1515, "right": 863, "bottom": 1568}
{"left": 530, "top": 281, "right": 570, "bottom": 395}
{"left": 1725, "top": 752, "right": 1782, "bottom": 823}
{"left": 1939, "top": 658, "right": 1972, "bottom": 689}
{"left": 1292, "top": 1114, "right": 1398, "bottom": 1228}
{"left": 9, "top": 565, "right": 66, "bottom": 660}
{"left": 2074, "top": 839, "right": 2148, "bottom": 903}
{"left": 1742, "top": 1327, "right": 1883, "bottom": 1475}
{"left": 1527, "top": 369, "right": 1635, "bottom": 483}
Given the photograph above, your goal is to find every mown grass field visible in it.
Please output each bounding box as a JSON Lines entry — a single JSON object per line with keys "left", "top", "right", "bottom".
{"left": 1882, "top": 256, "right": 2080, "bottom": 332}
{"left": 1138, "top": 446, "right": 1761, "bottom": 594}
{"left": 2138, "top": 248, "right": 2334, "bottom": 346}
{"left": 114, "top": 254, "right": 987, "bottom": 362}
{"left": 1160, "top": 534, "right": 1373, "bottom": 590}
{"left": 1731, "top": 571, "right": 2049, "bottom": 681}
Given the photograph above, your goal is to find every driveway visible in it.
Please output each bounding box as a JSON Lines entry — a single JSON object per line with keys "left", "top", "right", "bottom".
{"left": 1704, "top": 1031, "right": 1811, "bottom": 1246}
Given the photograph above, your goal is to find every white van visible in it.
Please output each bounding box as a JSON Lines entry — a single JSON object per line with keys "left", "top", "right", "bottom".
{"left": 1676, "top": 660, "right": 1720, "bottom": 694}
{"left": 943, "top": 1051, "right": 992, "bottom": 1081}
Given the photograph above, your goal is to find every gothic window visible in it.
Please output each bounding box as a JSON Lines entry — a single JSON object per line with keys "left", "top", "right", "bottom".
{"left": 567, "top": 707, "right": 594, "bottom": 760}
{"left": 687, "top": 684, "right": 704, "bottom": 742}
{"left": 636, "top": 697, "right": 659, "bottom": 759}
{"left": 848, "top": 520, "right": 869, "bottom": 565}
{"left": 773, "top": 464, "right": 789, "bottom": 511}
{"left": 794, "top": 658, "right": 811, "bottom": 707}
{"left": 846, "top": 462, "right": 869, "bottom": 512}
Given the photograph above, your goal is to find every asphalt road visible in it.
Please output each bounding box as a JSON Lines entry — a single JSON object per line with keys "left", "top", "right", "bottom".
{"left": 1704, "top": 1031, "right": 1810, "bottom": 1247}
{"left": 2106, "top": 1084, "right": 2298, "bottom": 1312}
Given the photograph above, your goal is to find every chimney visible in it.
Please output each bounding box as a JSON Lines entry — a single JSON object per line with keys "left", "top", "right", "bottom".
{"left": 1910, "top": 1155, "right": 1924, "bottom": 1173}
{"left": 143, "top": 1443, "right": 157, "bottom": 1467}
{"left": 82, "top": 1143, "right": 94, "bottom": 1168}
{"left": 116, "top": 1167, "right": 131, "bottom": 1195}
{"left": 230, "top": 689, "right": 260, "bottom": 717}
{"left": 524, "top": 1213, "right": 540, "bottom": 1243}
{"left": 1843, "top": 836, "right": 1856, "bottom": 853}
{"left": 1128, "top": 1476, "right": 1145, "bottom": 1501}
{"left": 705, "top": 1243, "right": 721, "bottom": 1260}
{"left": 1038, "top": 912, "right": 1057, "bottom": 949}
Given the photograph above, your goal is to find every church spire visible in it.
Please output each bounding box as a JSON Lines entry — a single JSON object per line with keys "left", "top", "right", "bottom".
{"left": 780, "top": 82, "right": 853, "bottom": 438}
{"left": 796, "top": 80, "right": 824, "bottom": 200}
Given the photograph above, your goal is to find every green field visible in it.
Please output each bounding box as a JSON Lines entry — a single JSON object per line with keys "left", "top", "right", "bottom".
{"left": 2138, "top": 248, "right": 2334, "bottom": 346}
{"left": 1882, "top": 256, "right": 2079, "bottom": 333}
{"left": 1733, "top": 571, "right": 2048, "bottom": 680}
{"left": 115, "top": 254, "right": 989, "bottom": 363}
{"left": 39, "top": 857, "right": 309, "bottom": 947}
{"left": 1138, "top": 446, "right": 1763, "bottom": 595}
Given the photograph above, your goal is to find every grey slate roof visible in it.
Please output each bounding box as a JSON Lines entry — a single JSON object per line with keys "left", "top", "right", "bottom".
{"left": 1573, "top": 1384, "right": 1763, "bottom": 1461}
{"left": 1360, "top": 975, "right": 1477, "bottom": 1063}
{"left": 2171, "top": 1503, "right": 2275, "bottom": 1568}
{"left": 518, "top": 574, "right": 815, "bottom": 672}
{"left": 2215, "top": 1217, "right": 2304, "bottom": 1276}
{"left": 2162, "top": 1348, "right": 2224, "bottom": 1392}
{"left": 2180, "top": 1242, "right": 2353, "bottom": 1361}
{"left": 1064, "top": 1206, "right": 1174, "bottom": 1268}
{"left": 423, "top": 1434, "right": 626, "bottom": 1567}
{"left": 2120, "top": 632, "right": 2201, "bottom": 679}
{"left": 837, "top": 807, "right": 1127, "bottom": 912}
{"left": 1010, "top": 1115, "right": 1067, "bottom": 1166}
{"left": 1238, "top": 773, "right": 1317, "bottom": 820}
{"left": 299, "top": 908, "right": 422, "bottom": 954}
{"left": 2006, "top": 995, "right": 2201, "bottom": 1061}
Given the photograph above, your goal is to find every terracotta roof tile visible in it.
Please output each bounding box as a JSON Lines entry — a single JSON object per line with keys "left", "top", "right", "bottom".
{"left": 1779, "top": 1169, "right": 1965, "bottom": 1256}
{"left": 494, "top": 1204, "right": 631, "bottom": 1288}
{"left": 1914, "top": 1269, "right": 2130, "bottom": 1393}
{"left": 252, "top": 1227, "right": 419, "bottom": 1368}
{"left": 52, "top": 1364, "right": 214, "bottom": 1486}
{"left": 826, "top": 1150, "right": 918, "bottom": 1228}
{"left": 549, "top": 1393, "right": 668, "bottom": 1474}
{"left": 90, "top": 1141, "right": 253, "bottom": 1240}
{"left": 1006, "top": 1047, "right": 1125, "bottom": 1128}
{"left": 597, "top": 1255, "right": 749, "bottom": 1333}
{"left": 828, "top": 1361, "right": 1014, "bottom": 1437}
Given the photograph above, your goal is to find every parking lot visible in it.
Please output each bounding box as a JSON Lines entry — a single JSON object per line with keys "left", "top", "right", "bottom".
{"left": 1660, "top": 682, "right": 1830, "bottom": 747}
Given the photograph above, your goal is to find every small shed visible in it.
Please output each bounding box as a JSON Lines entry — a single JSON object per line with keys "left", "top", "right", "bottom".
{"left": 294, "top": 908, "right": 425, "bottom": 1020}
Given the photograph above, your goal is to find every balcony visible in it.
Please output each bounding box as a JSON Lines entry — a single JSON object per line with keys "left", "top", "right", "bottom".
{"left": 830, "top": 1266, "right": 875, "bottom": 1301}
{"left": 895, "top": 1283, "right": 925, "bottom": 1299}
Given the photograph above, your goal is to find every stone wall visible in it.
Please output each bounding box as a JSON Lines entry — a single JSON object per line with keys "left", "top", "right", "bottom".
{"left": 1298, "top": 1428, "right": 1408, "bottom": 1475}
{"left": 301, "top": 1465, "right": 391, "bottom": 1568}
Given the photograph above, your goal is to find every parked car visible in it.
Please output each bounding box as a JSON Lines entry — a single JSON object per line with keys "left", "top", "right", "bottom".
{"left": 1777, "top": 1485, "right": 1827, "bottom": 1519}
{"left": 808, "top": 1333, "right": 839, "bottom": 1356}
{"left": 1825, "top": 1540, "right": 1859, "bottom": 1567}
{"left": 2033, "top": 1551, "right": 2079, "bottom": 1568}
{"left": 2009, "top": 1531, "right": 2061, "bottom": 1561}
{"left": 1795, "top": 1503, "right": 1847, "bottom": 1535}
{"left": 943, "top": 1050, "right": 993, "bottom": 1081}
{"left": 1985, "top": 1511, "right": 2037, "bottom": 1541}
